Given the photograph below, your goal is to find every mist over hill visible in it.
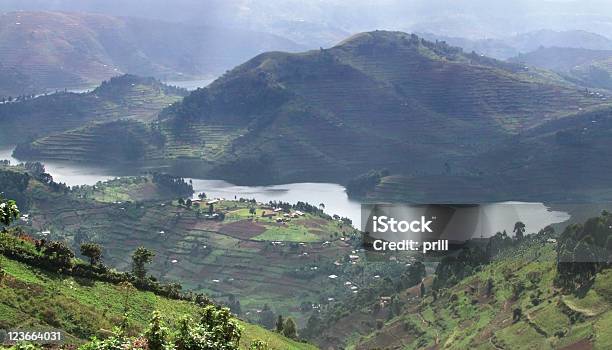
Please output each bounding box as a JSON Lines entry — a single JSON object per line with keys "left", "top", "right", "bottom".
{"left": 420, "top": 30, "right": 612, "bottom": 60}
{"left": 509, "top": 47, "right": 612, "bottom": 90}
{"left": 5, "top": 1, "right": 612, "bottom": 46}
{"left": 0, "top": 11, "right": 304, "bottom": 97}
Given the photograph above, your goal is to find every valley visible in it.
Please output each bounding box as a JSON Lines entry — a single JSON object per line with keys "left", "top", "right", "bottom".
{"left": 2, "top": 11, "right": 612, "bottom": 348}
{"left": 7, "top": 31, "right": 612, "bottom": 204}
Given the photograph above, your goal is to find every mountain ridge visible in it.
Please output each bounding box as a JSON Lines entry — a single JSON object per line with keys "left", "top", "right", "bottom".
{"left": 0, "top": 11, "right": 305, "bottom": 97}
{"left": 12, "top": 31, "right": 612, "bottom": 198}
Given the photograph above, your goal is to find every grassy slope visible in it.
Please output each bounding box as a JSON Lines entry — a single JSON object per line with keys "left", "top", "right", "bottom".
{"left": 0, "top": 257, "right": 316, "bottom": 350}
{"left": 354, "top": 242, "right": 612, "bottom": 350}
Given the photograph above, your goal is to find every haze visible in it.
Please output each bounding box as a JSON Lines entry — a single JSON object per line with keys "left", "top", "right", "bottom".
{"left": 3, "top": 0, "right": 612, "bottom": 46}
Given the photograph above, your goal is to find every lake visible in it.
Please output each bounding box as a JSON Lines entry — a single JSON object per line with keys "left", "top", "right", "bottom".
{"left": 163, "top": 78, "right": 215, "bottom": 91}
{"left": 0, "top": 146, "right": 570, "bottom": 232}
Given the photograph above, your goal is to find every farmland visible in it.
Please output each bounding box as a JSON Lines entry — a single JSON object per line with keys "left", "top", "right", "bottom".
{"left": 1, "top": 164, "right": 395, "bottom": 328}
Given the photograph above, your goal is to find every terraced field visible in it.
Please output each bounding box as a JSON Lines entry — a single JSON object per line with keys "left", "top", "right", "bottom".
{"left": 0, "top": 74, "right": 185, "bottom": 147}
{"left": 334, "top": 240, "right": 612, "bottom": 350}
{"left": 16, "top": 31, "right": 612, "bottom": 189}
{"left": 6, "top": 169, "right": 370, "bottom": 327}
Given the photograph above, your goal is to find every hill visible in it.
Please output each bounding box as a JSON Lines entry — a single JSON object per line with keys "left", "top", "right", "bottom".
{"left": 0, "top": 164, "right": 395, "bottom": 332}
{"left": 420, "top": 29, "right": 612, "bottom": 60}
{"left": 0, "top": 74, "right": 186, "bottom": 147}
{"left": 13, "top": 31, "right": 611, "bottom": 190}
{"left": 351, "top": 240, "right": 612, "bottom": 349}
{"left": 510, "top": 47, "right": 612, "bottom": 90}
{"left": 0, "top": 245, "right": 315, "bottom": 349}
{"left": 0, "top": 11, "right": 304, "bottom": 97}
{"left": 302, "top": 216, "right": 612, "bottom": 349}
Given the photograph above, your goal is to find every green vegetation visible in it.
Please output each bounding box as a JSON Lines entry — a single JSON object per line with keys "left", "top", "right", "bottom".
{"left": 0, "top": 255, "right": 315, "bottom": 350}
{"left": 0, "top": 164, "right": 372, "bottom": 330}
{"left": 0, "top": 194, "right": 315, "bottom": 350}
{"left": 0, "top": 74, "right": 186, "bottom": 147}
{"left": 510, "top": 46, "right": 612, "bottom": 90}
{"left": 346, "top": 215, "right": 612, "bottom": 350}
{"left": 15, "top": 31, "right": 612, "bottom": 193}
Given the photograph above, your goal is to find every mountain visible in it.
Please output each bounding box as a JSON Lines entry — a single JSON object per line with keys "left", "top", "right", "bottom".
{"left": 510, "top": 47, "right": 612, "bottom": 90}
{"left": 419, "top": 30, "right": 612, "bottom": 60}
{"left": 14, "top": 31, "right": 610, "bottom": 190}
{"left": 0, "top": 11, "right": 304, "bottom": 97}
{"left": 0, "top": 74, "right": 187, "bottom": 147}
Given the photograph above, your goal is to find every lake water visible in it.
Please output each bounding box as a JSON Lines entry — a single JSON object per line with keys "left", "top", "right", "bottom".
{"left": 0, "top": 146, "right": 570, "bottom": 231}
{"left": 0, "top": 147, "right": 115, "bottom": 186}
{"left": 163, "top": 78, "right": 215, "bottom": 91}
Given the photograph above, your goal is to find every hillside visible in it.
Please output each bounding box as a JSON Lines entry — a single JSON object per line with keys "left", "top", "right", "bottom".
{"left": 0, "top": 74, "right": 186, "bottom": 147}
{"left": 0, "top": 249, "right": 315, "bottom": 349}
{"left": 420, "top": 29, "right": 612, "bottom": 60}
{"left": 0, "top": 164, "right": 398, "bottom": 332}
{"left": 350, "top": 103, "right": 612, "bottom": 204}
{"left": 14, "top": 31, "right": 611, "bottom": 190}
{"left": 510, "top": 47, "right": 612, "bottom": 90}
{"left": 300, "top": 218, "right": 612, "bottom": 349}
{"left": 351, "top": 239, "right": 612, "bottom": 349}
{"left": 0, "top": 11, "right": 304, "bottom": 97}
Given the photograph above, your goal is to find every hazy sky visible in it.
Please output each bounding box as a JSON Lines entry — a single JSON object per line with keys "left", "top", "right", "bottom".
{"left": 2, "top": 0, "right": 612, "bottom": 43}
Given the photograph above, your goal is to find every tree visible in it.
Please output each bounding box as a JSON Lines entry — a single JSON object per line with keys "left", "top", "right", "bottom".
{"left": 43, "top": 241, "right": 75, "bottom": 271}
{"left": 275, "top": 315, "right": 284, "bottom": 333}
{"left": 145, "top": 311, "right": 169, "bottom": 350}
{"left": 132, "top": 246, "right": 155, "bottom": 280}
{"left": 282, "top": 317, "right": 297, "bottom": 339}
{"left": 259, "top": 304, "right": 275, "bottom": 329}
{"left": 0, "top": 196, "right": 19, "bottom": 227}
{"left": 198, "top": 192, "right": 207, "bottom": 200}
{"left": 420, "top": 282, "right": 426, "bottom": 297}
{"left": 80, "top": 242, "right": 102, "bottom": 266}
{"left": 174, "top": 306, "right": 241, "bottom": 350}
{"left": 513, "top": 221, "right": 526, "bottom": 240}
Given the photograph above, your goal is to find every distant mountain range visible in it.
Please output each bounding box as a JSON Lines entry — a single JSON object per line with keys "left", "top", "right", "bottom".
{"left": 12, "top": 31, "right": 612, "bottom": 203}
{"left": 419, "top": 29, "right": 612, "bottom": 60}
{"left": 0, "top": 11, "right": 304, "bottom": 97}
{"left": 509, "top": 47, "right": 612, "bottom": 90}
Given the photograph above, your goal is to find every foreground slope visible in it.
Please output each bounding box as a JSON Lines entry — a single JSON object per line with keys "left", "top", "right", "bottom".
{"left": 0, "top": 255, "right": 315, "bottom": 349}
{"left": 0, "top": 164, "right": 386, "bottom": 330}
